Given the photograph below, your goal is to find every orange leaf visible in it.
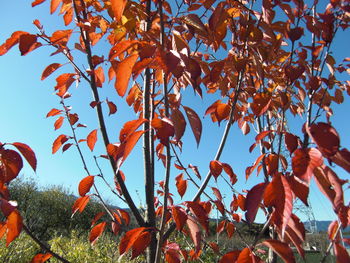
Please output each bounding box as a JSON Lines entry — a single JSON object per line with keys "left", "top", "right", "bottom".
{"left": 251, "top": 92, "right": 271, "bottom": 116}
{"left": 0, "top": 222, "right": 7, "bottom": 240}
{"left": 50, "top": 29, "right": 73, "bottom": 45}
{"left": 50, "top": 0, "right": 62, "bottom": 14}
{"left": 89, "top": 222, "right": 106, "bottom": 245}
{"left": 131, "top": 231, "right": 151, "bottom": 259}
{"left": 54, "top": 116, "right": 64, "bottom": 130}
{"left": 245, "top": 182, "right": 267, "bottom": 223}
{"left": 106, "top": 99, "right": 117, "bottom": 115}
{"left": 52, "top": 134, "right": 68, "bottom": 154}
{"left": 109, "top": 40, "right": 138, "bottom": 61}
{"left": 222, "top": 163, "right": 237, "bottom": 185}
{"left": 175, "top": 174, "right": 187, "bottom": 198}
{"left": 183, "top": 106, "right": 202, "bottom": 146}
{"left": 12, "top": 142, "right": 37, "bottom": 171}
{"left": 119, "top": 118, "right": 147, "bottom": 142}
{"left": 91, "top": 212, "right": 105, "bottom": 227}
{"left": 87, "top": 129, "right": 98, "bottom": 151}
{"left": 78, "top": 175, "right": 94, "bottom": 196}
{"left": 284, "top": 133, "right": 299, "bottom": 154}
{"left": 115, "top": 54, "right": 138, "bottom": 97}
{"left": 41, "top": 63, "right": 62, "bottom": 80}
{"left": 72, "top": 195, "right": 90, "bottom": 215}
{"left": 119, "top": 227, "right": 147, "bottom": 256}
{"left": 31, "top": 253, "right": 52, "bottom": 263}
{"left": 6, "top": 210, "right": 23, "bottom": 246}
{"left": 121, "top": 130, "right": 144, "bottom": 166}
{"left": 32, "top": 0, "right": 46, "bottom": 7}
{"left": 94, "top": 66, "right": 105, "bottom": 87}
{"left": 46, "top": 108, "right": 62, "bottom": 117}
{"left": 209, "top": 160, "right": 222, "bottom": 180}
{"left": 261, "top": 239, "right": 295, "bottom": 263}
{"left": 226, "top": 222, "right": 235, "bottom": 238}
{"left": 237, "top": 247, "right": 255, "bottom": 263}
{"left": 110, "top": 0, "right": 127, "bottom": 22}
{"left": 212, "top": 187, "right": 222, "bottom": 201}
{"left": 0, "top": 31, "right": 29, "bottom": 56}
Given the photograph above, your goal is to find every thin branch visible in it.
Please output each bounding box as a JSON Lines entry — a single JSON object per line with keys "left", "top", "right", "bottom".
{"left": 73, "top": 0, "right": 145, "bottom": 226}
{"left": 23, "top": 224, "right": 71, "bottom": 263}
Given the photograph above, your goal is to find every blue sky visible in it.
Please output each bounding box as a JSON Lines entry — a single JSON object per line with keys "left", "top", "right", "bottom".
{"left": 1, "top": 1, "right": 349, "bottom": 224}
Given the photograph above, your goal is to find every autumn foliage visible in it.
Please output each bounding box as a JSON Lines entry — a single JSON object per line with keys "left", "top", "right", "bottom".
{"left": 1, "top": 0, "right": 350, "bottom": 262}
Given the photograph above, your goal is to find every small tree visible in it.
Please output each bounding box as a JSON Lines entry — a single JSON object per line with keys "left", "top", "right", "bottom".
{"left": 0, "top": 0, "right": 349, "bottom": 262}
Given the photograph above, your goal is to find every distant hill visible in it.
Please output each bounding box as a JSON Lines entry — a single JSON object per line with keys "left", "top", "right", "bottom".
{"left": 311, "top": 220, "right": 350, "bottom": 233}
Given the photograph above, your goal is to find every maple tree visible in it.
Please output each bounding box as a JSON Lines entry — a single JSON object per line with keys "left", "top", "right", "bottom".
{"left": 0, "top": 0, "right": 350, "bottom": 262}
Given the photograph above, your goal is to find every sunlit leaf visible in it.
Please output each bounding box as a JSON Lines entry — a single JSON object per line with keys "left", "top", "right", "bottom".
{"left": 30, "top": 253, "right": 52, "bottom": 263}
{"left": 89, "top": 222, "right": 106, "bottom": 245}
{"left": 114, "top": 54, "right": 138, "bottom": 97}
{"left": 12, "top": 142, "right": 37, "bottom": 171}
{"left": 6, "top": 210, "right": 23, "bottom": 246}
{"left": 87, "top": 129, "right": 98, "bottom": 151}
{"left": 78, "top": 175, "right": 94, "bottom": 197}
{"left": 183, "top": 106, "right": 202, "bottom": 146}
{"left": 261, "top": 239, "right": 295, "bottom": 263}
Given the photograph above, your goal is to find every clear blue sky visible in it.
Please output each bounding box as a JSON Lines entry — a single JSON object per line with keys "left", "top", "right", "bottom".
{"left": 1, "top": 1, "right": 349, "bottom": 224}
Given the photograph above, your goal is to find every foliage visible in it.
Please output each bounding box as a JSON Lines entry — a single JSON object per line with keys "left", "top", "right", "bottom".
{"left": 0, "top": 0, "right": 350, "bottom": 263}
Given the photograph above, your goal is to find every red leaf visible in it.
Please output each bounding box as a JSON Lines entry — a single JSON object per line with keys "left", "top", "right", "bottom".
{"left": 50, "top": 0, "right": 62, "bottom": 14}
{"left": 131, "top": 231, "right": 151, "bottom": 259}
{"left": 110, "top": 0, "right": 127, "bottom": 22}
{"left": 87, "top": 129, "right": 98, "bottom": 151}
{"left": 222, "top": 163, "right": 237, "bottom": 184}
{"left": 314, "top": 166, "right": 344, "bottom": 212}
{"left": 292, "top": 148, "right": 323, "bottom": 184}
{"left": 262, "top": 239, "right": 295, "bottom": 263}
{"left": 251, "top": 93, "right": 271, "bottom": 116}
{"left": 41, "top": 63, "right": 62, "bottom": 80}
{"left": 237, "top": 247, "right": 255, "bottom": 263}
{"left": 255, "top": 130, "right": 273, "bottom": 142}
{"left": 172, "top": 206, "right": 187, "bottom": 231}
{"left": 286, "top": 175, "right": 309, "bottom": 206}
{"left": 189, "top": 164, "right": 201, "bottom": 179}
{"left": 54, "top": 116, "right": 64, "bottom": 130}
{"left": 287, "top": 27, "right": 304, "bottom": 42}
{"left": 183, "top": 106, "right": 202, "bottom": 146}
{"left": 0, "top": 149, "right": 23, "bottom": 183}
{"left": 91, "top": 212, "right": 105, "bottom": 227}
{"left": 308, "top": 122, "right": 340, "bottom": 158}
{"left": 245, "top": 154, "right": 265, "bottom": 180}
{"left": 186, "top": 216, "right": 201, "bottom": 252}
{"left": 89, "top": 222, "right": 106, "bottom": 245}
{"left": 186, "top": 202, "right": 209, "bottom": 232}
{"left": 50, "top": 29, "right": 73, "bottom": 45}
{"left": 219, "top": 250, "right": 241, "bottom": 263}
{"left": 106, "top": 99, "right": 117, "bottom": 116}
{"left": 212, "top": 187, "right": 223, "bottom": 201}
{"left": 12, "top": 142, "right": 37, "bottom": 171}
{"left": 6, "top": 210, "right": 23, "bottom": 246}
{"left": 52, "top": 134, "right": 68, "bottom": 154}
{"left": 175, "top": 174, "right": 187, "bottom": 198}
{"left": 210, "top": 160, "right": 222, "bottom": 180}
{"left": 226, "top": 222, "right": 235, "bottom": 238}
{"left": 334, "top": 243, "right": 350, "bottom": 263}
{"left": 19, "top": 34, "right": 38, "bottom": 56}
{"left": 264, "top": 174, "right": 293, "bottom": 236}
{"left": 78, "top": 175, "right": 94, "bottom": 197}
{"left": 151, "top": 118, "right": 175, "bottom": 145}
{"left": 68, "top": 113, "right": 79, "bottom": 125}
{"left": 331, "top": 148, "right": 350, "bottom": 173}
{"left": 32, "top": 0, "right": 46, "bottom": 7}
{"left": 245, "top": 182, "right": 268, "bottom": 223}
{"left": 115, "top": 54, "right": 138, "bottom": 97}
{"left": 119, "top": 227, "right": 147, "bottom": 256}
{"left": 171, "top": 109, "right": 186, "bottom": 142}
{"left": 285, "top": 133, "right": 299, "bottom": 154}
{"left": 31, "top": 253, "right": 52, "bottom": 263}
{"left": 72, "top": 195, "right": 90, "bottom": 215}
{"left": 328, "top": 220, "right": 340, "bottom": 241}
